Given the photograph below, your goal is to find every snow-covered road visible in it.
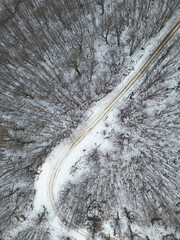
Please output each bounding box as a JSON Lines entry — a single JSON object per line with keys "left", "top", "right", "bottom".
{"left": 34, "top": 18, "right": 180, "bottom": 240}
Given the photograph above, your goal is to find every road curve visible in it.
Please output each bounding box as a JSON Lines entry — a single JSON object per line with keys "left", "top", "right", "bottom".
{"left": 48, "top": 20, "right": 180, "bottom": 238}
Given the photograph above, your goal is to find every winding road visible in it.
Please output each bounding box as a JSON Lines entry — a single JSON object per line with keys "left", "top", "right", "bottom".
{"left": 48, "top": 20, "right": 180, "bottom": 238}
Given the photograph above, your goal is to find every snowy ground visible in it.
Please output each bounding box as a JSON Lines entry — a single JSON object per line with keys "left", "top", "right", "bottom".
{"left": 31, "top": 14, "right": 180, "bottom": 240}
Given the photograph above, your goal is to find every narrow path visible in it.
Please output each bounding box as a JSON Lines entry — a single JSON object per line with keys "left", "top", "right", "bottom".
{"left": 48, "top": 20, "right": 180, "bottom": 238}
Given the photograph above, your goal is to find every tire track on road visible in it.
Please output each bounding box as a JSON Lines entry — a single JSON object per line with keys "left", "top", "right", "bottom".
{"left": 48, "top": 20, "right": 180, "bottom": 238}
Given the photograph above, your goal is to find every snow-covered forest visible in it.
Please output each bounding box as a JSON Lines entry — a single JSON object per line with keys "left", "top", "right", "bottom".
{"left": 0, "top": 0, "right": 179, "bottom": 239}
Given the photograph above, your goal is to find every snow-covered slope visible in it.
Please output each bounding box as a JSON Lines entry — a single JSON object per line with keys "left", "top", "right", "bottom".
{"left": 0, "top": 0, "right": 180, "bottom": 239}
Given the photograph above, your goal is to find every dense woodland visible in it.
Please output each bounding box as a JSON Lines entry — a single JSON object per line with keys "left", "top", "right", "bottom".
{"left": 0, "top": 0, "right": 180, "bottom": 239}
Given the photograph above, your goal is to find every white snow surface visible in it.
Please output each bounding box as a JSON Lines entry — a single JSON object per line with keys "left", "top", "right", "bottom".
{"left": 32, "top": 14, "right": 180, "bottom": 240}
